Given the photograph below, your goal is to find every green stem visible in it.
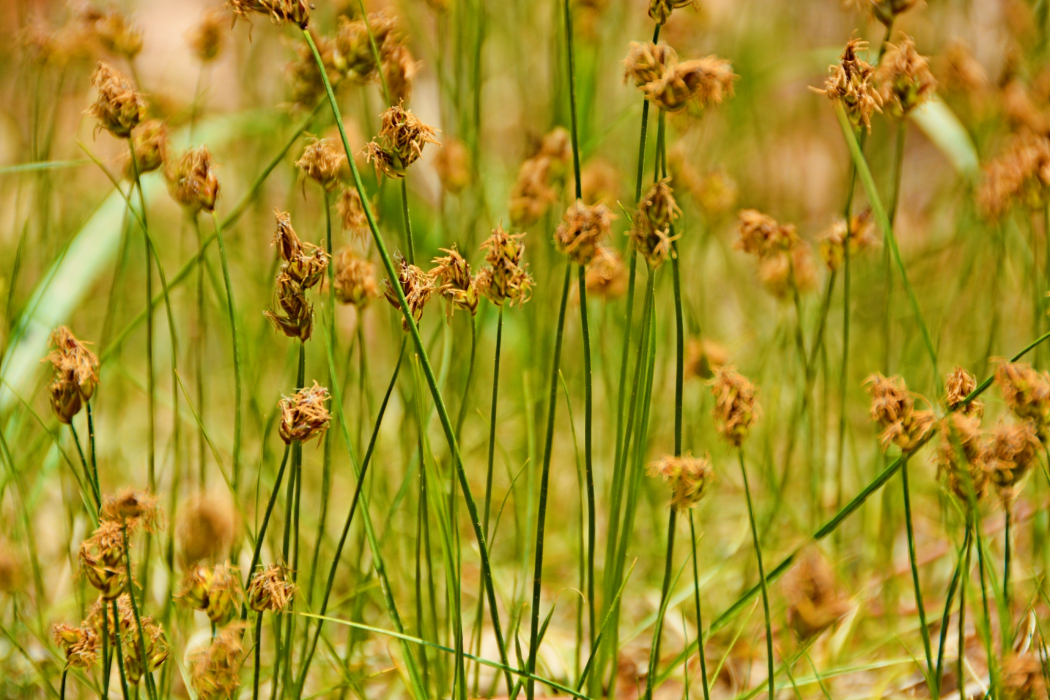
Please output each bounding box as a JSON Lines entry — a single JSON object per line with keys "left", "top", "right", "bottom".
{"left": 193, "top": 214, "right": 207, "bottom": 491}
{"left": 936, "top": 525, "right": 969, "bottom": 688}
{"left": 111, "top": 600, "right": 132, "bottom": 700}
{"left": 644, "top": 509, "right": 677, "bottom": 700}
{"left": 68, "top": 423, "right": 100, "bottom": 511}
{"left": 578, "top": 266, "right": 597, "bottom": 652}
{"left": 121, "top": 523, "right": 156, "bottom": 700}
{"left": 1004, "top": 505, "right": 1012, "bottom": 628}
{"left": 958, "top": 516, "right": 972, "bottom": 700}
{"left": 253, "top": 612, "right": 263, "bottom": 700}
{"left": 688, "top": 511, "right": 711, "bottom": 700}
{"left": 243, "top": 444, "right": 291, "bottom": 610}
{"left": 526, "top": 262, "right": 574, "bottom": 700}
{"left": 86, "top": 402, "right": 100, "bottom": 502}
{"left": 738, "top": 449, "right": 775, "bottom": 700}
{"left": 401, "top": 178, "right": 416, "bottom": 265}
{"left": 211, "top": 213, "right": 242, "bottom": 499}
{"left": 901, "top": 458, "right": 934, "bottom": 691}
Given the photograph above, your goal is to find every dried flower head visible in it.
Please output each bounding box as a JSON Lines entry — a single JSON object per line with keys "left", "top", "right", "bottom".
{"left": 166, "top": 146, "right": 220, "bottom": 213}
{"left": 555, "top": 200, "right": 616, "bottom": 266}
{"left": 82, "top": 8, "right": 143, "bottom": 59}
{"left": 865, "top": 373, "right": 935, "bottom": 452}
{"left": 124, "top": 120, "right": 169, "bottom": 179}
{"left": 668, "top": 149, "right": 738, "bottom": 216}
{"left": 433, "top": 136, "right": 472, "bottom": 193}
{"left": 384, "top": 254, "right": 436, "bottom": 330}
{"left": 43, "top": 326, "right": 100, "bottom": 424}
{"left": 710, "top": 366, "right": 760, "bottom": 447}
{"left": 247, "top": 563, "right": 297, "bottom": 612}
{"left": 685, "top": 337, "right": 728, "bottom": 381}
{"left": 278, "top": 382, "right": 331, "bottom": 444}
{"left": 580, "top": 158, "right": 620, "bottom": 206}
{"left": 336, "top": 186, "right": 370, "bottom": 242}
{"left": 944, "top": 366, "right": 983, "bottom": 417}
{"left": 101, "top": 489, "right": 161, "bottom": 532}
{"left": 382, "top": 43, "right": 418, "bottom": 106}
{"left": 287, "top": 33, "right": 337, "bottom": 106}
{"left": 585, "top": 245, "right": 628, "bottom": 299}
{"left": 758, "top": 245, "right": 818, "bottom": 299}
{"left": 648, "top": 0, "right": 696, "bottom": 24}
{"left": 79, "top": 522, "right": 128, "bottom": 600}
{"left": 623, "top": 41, "right": 679, "bottom": 88}
{"left": 265, "top": 273, "right": 314, "bottom": 341}
{"left": 876, "top": 35, "right": 936, "bottom": 117}
{"left": 333, "top": 247, "right": 379, "bottom": 308}
{"left": 934, "top": 413, "right": 989, "bottom": 503}
{"left": 813, "top": 38, "right": 883, "bottom": 131}
{"left": 647, "top": 453, "right": 715, "bottom": 510}
{"left": 430, "top": 246, "right": 479, "bottom": 319}
{"left": 988, "top": 421, "right": 1040, "bottom": 503}
{"left": 296, "top": 137, "right": 346, "bottom": 191}
{"left": 817, "top": 210, "right": 879, "bottom": 271}
{"left": 334, "top": 13, "right": 398, "bottom": 83}
{"left": 53, "top": 623, "right": 99, "bottom": 670}
{"left": 783, "top": 550, "right": 851, "bottom": 640}
{"left": 177, "top": 495, "right": 235, "bottom": 565}
{"left": 735, "top": 210, "right": 799, "bottom": 257}
{"left": 205, "top": 563, "right": 242, "bottom": 625}
{"left": 123, "top": 615, "right": 170, "bottom": 685}
{"left": 88, "top": 62, "right": 146, "bottom": 138}
{"left": 631, "top": 178, "right": 682, "bottom": 268}
{"left": 227, "top": 0, "right": 310, "bottom": 29}
{"left": 187, "top": 8, "right": 227, "bottom": 63}
{"left": 1001, "top": 652, "right": 1046, "bottom": 700}
{"left": 190, "top": 623, "right": 245, "bottom": 700}
{"left": 364, "top": 103, "right": 440, "bottom": 179}
{"left": 642, "top": 57, "right": 737, "bottom": 112}
{"left": 476, "top": 226, "right": 533, "bottom": 306}
{"left": 977, "top": 135, "right": 1050, "bottom": 220}
{"left": 996, "top": 361, "right": 1050, "bottom": 436}
{"left": 272, "top": 211, "right": 329, "bottom": 289}
{"left": 509, "top": 156, "right": 558, "bottom": 227}
{"left": 941, "top": 41, "right": 989, "bottom": 96}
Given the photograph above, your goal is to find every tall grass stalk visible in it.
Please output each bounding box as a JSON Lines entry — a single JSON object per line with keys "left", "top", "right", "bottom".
{"left": 211, "top": 213, "right": 242, "bottom": 498}
{"left": 689, "top": 511, "right": 712, "bottom": 700}
{"left": 193, "top": 215, "right": 207, "bottom": 490}
{"left": 738, "top": 449, "right": 775, "bottom": 700}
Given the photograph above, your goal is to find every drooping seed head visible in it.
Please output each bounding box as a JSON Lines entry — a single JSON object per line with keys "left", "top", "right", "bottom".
{"left": 383, "top": 253, "right": 436, "bottom": 330}
{"left": 165, "top": 146, "right": 220, "bottom": 213}
{"left": 186, "top": 8, "right": 227, "bottom": 63}
{"left": 295, "top": 137, "right": 346, "bottom": 191}
{"left": 265, "top": 272, "right": 314, "bottom": 341}
{"left": 278, "top": 382, "right": 331, "bottom": 444}
{"left": 555, "top": 200, "right": 616, "bottom": 266}
{"left": 87, "top": 62, "right": 146, "bottom": 138}
{"left": 52, "top": 623, "right": 98, "bottom": 670}
{"left": 646, "top": 453, "right": 715, "bottom": 511}
{"left": 42, "top": 326, "right": 100, "bottom": 424}
{"left": 710, "top": 366, "right": 761, "bottom": 447}
{"left": 623, "top": 41, "right": 678, "bottom": 88}
{"left": 124, "top": 120, "right": 169, "bottom": 179}
{"left": 271, "top": 211, "right": 329, "bottom": 289}
{"left": 642, "top": 56, "right": 737, "bottom": 112}
{"left": 476, "top": 226, "right": 533, "bottom": 307}
{"left": 247, "top": 563, "right": 297, "bottom": 613}
{"left": 333, "top": 247, "right": 380, "bottom": 308}
{"left": 430, "top": 246, "right": 479, "bottom": 319}
{"left": 813, "top": 37, "right": 883, "bottom": 131}
{"left": 944, "top": 366, "right": 983, "bottom": 417}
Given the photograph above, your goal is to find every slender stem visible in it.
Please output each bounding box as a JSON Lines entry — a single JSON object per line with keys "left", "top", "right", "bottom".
{"left": 738, "top": 449, "right": 775, "bottom": 700}
{"left": 59, "top": 669, "right": 66, "bottom": 700}
{"left": 86, "top": 402, "right": 100, "bottom": 502}
{"left": 193, "top": 214, "right": 207, "bottom": 491}
{"left": 69, "top": 423, "right": 101, "bottom": 511}
{"left": 936, "top": 525, "right": 969, "bottom": 688}
{"left": 644, "top": 509, "right": 677, "bottom": 700}
{"left": 121, "top": 523, "right": 156, "bottom": 700}
{"left": 578, "top": 267, "right": 597, "bottom": 652}
{"left": 901, "top": 458, "right": 934, "bottom": 690}
{"left": 958, "top": 516, "right": 973, "bottom": 700}
{"left": 527, "top": 263, "right": 573, "bottom": 700}
{"left": 101, "top": 608, "right": 111, "bottom": 700}
{"left": 401, "top": 178, "right": 416, "bottom": 265}
{"left": 242, "top": 445, "right": 291, "bottom": 618}
{"left": 1004, "top": 505, "right": 1012, "bottom": 627}
{"left": 689, "top": 511, "right": 711, "bottom": 700}
{"left": 211, "top": 213, "right": 242, "bottom": 498}
{"left": 111, "top": 600, "right": 132, "bottom": 700}
{"left": 253, "top": 612, "right": 263, "bottom": 700}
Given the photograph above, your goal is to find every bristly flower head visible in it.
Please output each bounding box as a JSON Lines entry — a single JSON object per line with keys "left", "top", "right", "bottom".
{"left": 278, "top": 382, "right": 331, "bottom": 444}
{"left": 177, "top": 495, "right": 235, "bottom": 565}
{"left": 53, "top": 623, "right": 99, "bottom": 670}
{"left": 817, "top": 209, "right": 879, "bottom": 271}
{"left": 813, "top": 37, "right": 883, "bottom": 131}
{"left": 631, "top": 178, "right": 681, "bottom": 268}
{"left": 177, "top": 563, "right": 242, "bottom": 625}
{"left": 988, "top": 421, "right": 1039, "bottom": 504}
{"left": 934, "top": 413, "right": 989, "bottom": 503}
{"left": 101, "top": 489, "right": 161, "bottom": 532}
{"left": 272, "top": 210, "right": 329, "bottom": 289}
{"left": 80, "top": 7, "right": 144, "bottom": 60}
{"left": 384, "top": 253, "right": 436, "bottom": 330}
{"left": 555, "top": 200, "right": 616, "bottom": 266}
{"left": 295, "top": 137, "right": 346, "bottom": 192}
{"left": 187, "top": 7, "right": 227, "bottom": 63}
{"left": 227, "top": 0, "right": 310, "bottom": 29}
{"left": 382, "top": 43, "right": 419, "bottom": 106}
{"left": 433, "top": 136, "right": 472, "bottom": 193}
{"left": 977, "top": 134, "right": 1050, "bottom": 220}
{"left": 88, "top": 62, "right": 146, "bottom": 138}
{"left": 166, "top": 146, "right": 220, "bottom": 213}
{"left": 944, "top": 366, "right": 983, "bottom": 417}
{"left": 333, "top": 247, "right": 379, "bottom": 308}
{"left": 430, "top": 246, "right": 479, "bottom": 319}
{"left": 623, "top": 42, "right": 679, "bottom": 87}
{"left": 710, "top": 366, "right": 761, "bottom": 447}
{"left": 124, "top": 120, "right": 169, "bottom": 180}
{"left": 875, "top": 35, "right": 936, "bottom": 117}
{"left": 123, "top": 614, "right": 170, "bottom": 685}
{"left": 642, "top": 57, "right": 737, "bottom": 112}
{"left": 248, "top": 563, "right": 297, "bottom": 612}
{"left": 865, "top": 373, "right": 935, "bottom": 452}
{"left": 335, "top": 12, "right": 398, "bottom": 84}
{"left": 648, "top": 0, "right": 696, "bottom": 24}
{"left": 336, "top": 186, "right": 370, "bottom": 242}
{"left": 585, "top": 245, "right": 628, "bottom": 300}
{"left": 79, "top": 521, "right": 129, "bottom": 600}
{"left": 647, "top": 453, "right": 715, "bottom": 511}
{"left": 363, "top": 102, "right": 440, "bottom": 179}
{"left": 735, "top": 210, "right": 799, "bottom": 258}
{"left": 475, "top": 225, "right": 534, "bottom": 306}
{"left": 265, "top": 272, "right": 313, "bottom": 341}
{"left": 190, "top": 623, "right": 245, "bottom": 700}
{"left": 995, "top": 361, "right": 1050, "bottom": 437}
{"left": 42, "top": 326, "right": 99, "bottom": 424}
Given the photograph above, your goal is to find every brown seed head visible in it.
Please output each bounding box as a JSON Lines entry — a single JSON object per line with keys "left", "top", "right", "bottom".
{"left": 333, "top": 247, "right": 380, "bottom": 308}
{"left": 944, "top": 366, "right": 983, "bottom": 417}
{"left": 783, "top": 550, "right": 851, "bottom": 640}
{"left": 476, "top": 226, "right": 534, "bottom": 306}
{"left": 865, "top": 373, "right": 935, "bottom": 452}
{"left": 43, "top": 326, "right": 100, "bottom": 424}
{"left": 187, "top": 8, "right": 227, "bottom": 63}
{"left": 227, "top": 0, "right": 310, "bottom": 29}
{"left": 642, "top": 56, "right": 737, "bottom": 112}
{"left": 82, "top": 8, "right": 143, "bottom": 60}
{"left": 430, "top": 246, "right": 479, "bottom": 319}
{"left": 757, "top": 246, "right": 818, "bottom": 299}
{"left": 382, "top": 43, "right": 418, "bottom": 106}
{"left": 384, "top": 254, "right": 436, "bottom": 330}
{"left": 88, "top": 62, "right": 146, "bottom": 139}
{"left": 296, "top": 138, "right": 346, "bottom": 191}
{"left": 623, "top": 41, "right": 679, "bottom": 88}
{"left": 996, "top": 361, "right": 1050, "bottom": 435}
{"left": 190, "top": 623, "right": 245, "bottom": 700}
{"left": 335, "top": 13, "right": 397, "bottom": 83}
{"left": 271, "top": 211, "right": 329, "bottom": 289}
{"left": 336, "top": 186, "right": 370, "bottom": 242}
{"left": 817, "top": 210, "right": 879, "bottom": 271}
{"left": 631, "top": 178, "right": 682, "bottom": 268}
{"left": 177, "top": 495, "right": 235, "bottom": 565}
{"left": 124, "top": 120, "right": 169, "bottom": 179}
{"left": 934, "top": 413, "right": 989, "bottom": 503}
{"left": 685, "top": 337, "right": 728, "bottom": 381}
{"left": 166, "top": 146, "right": 220, "bottom": 213}
{"left": 509, "top": 156, "right": 558, "bottom": 227}
{"left": 977, "top": 134, "right": 1050, "bottom": 220}
{"left": 433, "top": 136, "right": 472, "bottom": 193}
{"left": 814, "top": 38, "right": 883, "bottom": 131}
{"left": 278, "top": 382, "right": 331, "bottom": 444}
{"left": 710, "top": 366, "right": 761, "bottom": 447}
{"left": 579, "top": 158, "right": 620, "bottom": 206}
{"left": 585, "top": 245, "right": 628, "bottom": 300}
{"left": 205, "top": 563, "right": 241, "bottom": 625}
{"left": 123, "top": 614, "right": 170, "bottom": 684}
{"left": 265, "top": 273, "right": 314, "bottom": 341}
{"left": 286, "top": 33, "right": 337, "bottom": 106}
{"left": 646, "top": 453, "right": 715, "bottom": 511}
{"left": 1001, "top": 652, "right": 1046, "bottom": 700}
{"left": 248, "top": 563, "right": 297, "bottom": 613}
{"left": 101, "top": 489, "right": 161, "bottom": 533}
{"left": 988, "top": 421, "right": 1040, "bottom": 502}
{"left": 735, "top": 209, "right": 799, "bottom": 258}
{"left": 52, "top": 623, "right": 99, "bottom": 670}
{"left": 876, "top": 35, "right": 936, "bottom": 117}
{"left": 79, "top": 524, "right": 127, "bottom": 600}
{"left": 555, "top": 200, "right": 616, "bottom": 266}
{"left": 648, "top": 0, "right": 696, "bottom": 24}
{"left": 364, "top": 103, "right": 440, "bottom": 180}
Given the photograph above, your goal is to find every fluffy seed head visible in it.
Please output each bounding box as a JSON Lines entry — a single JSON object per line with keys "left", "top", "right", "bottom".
{"left": 814, "top": 38, "right": 883, "bottom": 131}
{"left": 364, "top": 103, "right": 440, "bottom": 180}
{"left": 817, "top": 210, "right": 879, "bottom": 271}
{"left": 876, "top": 35, "right": 936, "bottom": 117}
{"left": 52, "top": 623, "right": 98, "bottom": 670}
{"left": 248, "top": 563, "right": 297, "bottom": 613}
{"left": 642, "top": 56, "right": 737, "bottom": 112}
{"left": 177, "top": 495, "right": 235, "bottom": 565}
{"left": 124, "top": 120, "right": 169, "bottom": 179}
{"left": 227, "top": 0, "right": 310, "bottom": 29}
{"left": 177, "top": 563, "right": 242, "bottom": 625}
{"left": 278, "top": 382, "right": 331, "bottom": 444}
{"left": 710, "top": 366, "right": 760, "bottom": 447}
{"left": 555, "top": 200, "right": 616, "bottom": 266}
{"left": 433, "top": 136, "right": 472, "bottom": 193}
{"left": 646, "top": 453, "right": 715, "bottom": 511}
{"left": 335, "top": 13, "right": 397, "bottom": 83}
{"left": 988, "top": 421, "right": 1040, "bottom": 503}
{"left": 190, "top": 623, "right": 245, "bottom": 700}
{"left": 623, "top": 42, "right": 679, "bottom": 87}
{"left": 333, "top": 247, "right": 380, "bottom": 308}
{"left": 977, "top": 134, "right": 1050, "bottom": 220}
{"left": 865, "top": 373, "right": 935, "bottom": 452}
{"left": 101, "top": 489, "right": 161, "bottom": 532}
{"left": 272, "top": 211, "right": 329, "bottom": 289}
{"left": 996, "top": 361, "right": 1050, "bottom": 436}
{"left": 296, "top": 138, "right": 346, "bottom": 191}
{"left": 944, "top": 366, "right": 983, "bottom": 417}
{"left": 476, "top": 226, "right": 533, "bottom": 306}
{"left": 43, "top": 326, "right": 100, "bottom": 424}
{"left": 934, "top": 413, "right": 989, "bottom": 503}
{"left": 509, "top": 156, "right": 558, "bottom": 227}
{"left": 123, "top": 615, "right": 170, "bottom": 685}
{"left": 265, "top": 273, "right": 314, "bottom": 341}
{"left": 382, "top": 43, "right": 418, "bottom": 106}
{"left": 187, "top": 8, "right": 227, "bottom": 63}
{"left": 336, "top": 186, "right": 370, "bottom": 242}
{"left": 735, "top": 210, "right": 799, "bottom": 258}
{"left": 585, "top": 245, "right": 628, "bottom": 300}
{"left": 82, "top": 8, "right": 143, "bottom": 60}
{"left": 631, "top": 178, "right": 682, "bottom": 268}
{"left": 88, "top": 62, "right": 145, "bottom": 138}
{"left": 430, "top": 246, "right": 479, "bottom": 319}
{"left": 384, "top": 254, "right": 436, "bottom": 330}
{"left": 166, "top": 146, "right": 220, "bottom": 213}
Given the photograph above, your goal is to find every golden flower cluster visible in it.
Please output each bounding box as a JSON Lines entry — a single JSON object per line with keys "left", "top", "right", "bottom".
{"left": 817, "top": 210, "right": 879, "bottom": 272}
{"left": 585, "top": 246, "right": 628, "bottom": 300}
{"left": 265, "top": 211, "right": 329, "bottom": 342}
{"left": 227, "top": 0, "right": 310, "bottom": 29}
{"left": 187, "top": 8, "right": 227, "bottom": 64}
{"left": 977, "top": 134, "right": 1050, "bottom": 219}
{"left": 124, "top": 120, "right": 169, "bottom": 180}
{"left": 814, "top": 38, "right": 883, "bottom": 131}
{"left": 711, "top": 366, "right": 760, "bottom": 447}
{"left": 646, "top": 453, "right": 715, "bottom": 511}
{"left": 875, "top": 35, "right": 936, "bottom": 117}
{"left": 52, "top": 623, "right": 98, "bottom": 670}
{"left": 384, "top": 253, "right": 436, "bottom": 330}
{"left": 336, "top": 186, "right": 370, "bottom": 242}
{"left": 555, "top": 200, "right": 616, "bottom": 266}
{"left": 83, "top": 595, "right": 169, "bottom": 685}
{"left": 624, "top": 42, "right": 737, "bottom": 113}
{"left": 333, "top": 246, "right": 380, "bottom": 308}
{"left": 247, "top": 563, "right": 297, "bottom": 613}
{"left": 865, "top": 373, "right": 935, "bottom": 452}
{"left": 509, "top": 128, "right": 572, "bottom": 226}
{"left": 278, "top": 382, "right": 331, "bottom": 444}
{"left": 87, "top": 62, "right": 145, "bottom": 139}
{"left": 631, "top": 178, "right": 681, "bottom": 268}
{"left": 190, "top": 623, "right": 245, "bottom": 700}
{"left": 166, "top": 146, "right": 220, "bottom": 213}
{"left": 178, "top": 563, "right": 243, "bottom": 625}
{"left": 475, "top": 226, "right": 534, "bottom": 306}
{"left": 295, "top": 137, "right": 346, "bottom": 191}
{"left": 431, "top": 246, "right": 479, "bottom": 319}
{"left": 735, "top": 210, "right": 816, "bottom": 299}
{"left": 364, "top": 103, "right": 440, "bottom": 180}
{"left": 42, "top": 326, "right": 99, "bottom": 424}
